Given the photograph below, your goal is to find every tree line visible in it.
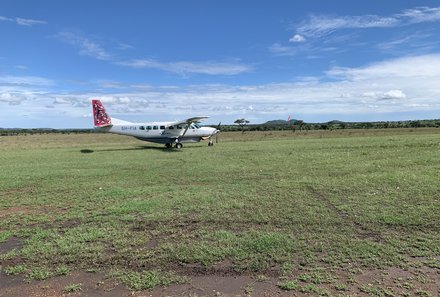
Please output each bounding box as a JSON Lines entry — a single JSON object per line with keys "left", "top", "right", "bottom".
{"left": 1, "top": 119, "right": 440, "bottom": 136}
{"left": 222, "top": 118, "right": 440, "bottom": 132}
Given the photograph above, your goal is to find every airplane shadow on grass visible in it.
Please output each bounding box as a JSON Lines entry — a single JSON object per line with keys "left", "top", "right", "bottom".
{"left": 80, "top": 145, "right": 192, "bottom": 154}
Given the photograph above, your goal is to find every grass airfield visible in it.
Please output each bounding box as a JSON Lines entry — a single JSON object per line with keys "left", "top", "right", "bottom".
{"left": 0, "top": 129, "right": 439, "bottom": 297}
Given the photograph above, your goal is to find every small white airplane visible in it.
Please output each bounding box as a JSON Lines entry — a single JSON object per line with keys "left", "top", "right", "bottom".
{"left": 92, "top": 99, "right": 219, "bottom": 148}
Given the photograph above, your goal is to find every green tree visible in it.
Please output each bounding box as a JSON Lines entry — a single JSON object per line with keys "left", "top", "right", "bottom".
{"left": 294, "top": 120, "right": 304, "bottom": 131}
{"left": 234, "top": 118, "right": 250, "bottom": 133}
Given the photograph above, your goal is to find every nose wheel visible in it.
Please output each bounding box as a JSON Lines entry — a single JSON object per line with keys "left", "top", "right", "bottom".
{"left": 208, "top": 140, "right": 214, "bottom": 146}
{"left": 175, "top": 143, "right": 183, "bottom": 149}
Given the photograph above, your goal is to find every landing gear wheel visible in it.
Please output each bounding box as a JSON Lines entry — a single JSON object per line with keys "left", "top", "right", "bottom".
{"left": 175, "top": 143, "right": 183, "bottom": 149}
{"left": 208, "top": 140, "right": 214, "bottom": 146}
{"left": 165, "top": 143, "right": 172, "bottom": 148}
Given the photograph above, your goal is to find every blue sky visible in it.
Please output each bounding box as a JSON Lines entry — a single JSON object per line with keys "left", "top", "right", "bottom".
{"left": 1, "top": 0, "right": 440, "bottom": 128}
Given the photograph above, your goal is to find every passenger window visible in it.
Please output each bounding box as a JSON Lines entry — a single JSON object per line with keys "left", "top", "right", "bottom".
{"left": 177, "top": 125, "right": 182, "bottom": 129}
{"left": 153, "top": 126, "right": 158, "bottom": 130}
{"left": 146, "top": 126, "right": 152, "bottom": 130}
{"left": 139, "top": 126, "right": 145, "bottom": 130}
{"left": 160, "top": 126, "right": 165, "bottom": 129}
{"left": 169, "top": 126, "right": 174, "bottom": 129}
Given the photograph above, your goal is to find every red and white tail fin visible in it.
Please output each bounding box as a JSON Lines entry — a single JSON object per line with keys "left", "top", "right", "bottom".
{"left": 92, "top": 99, "right": 112, "bottom": 127}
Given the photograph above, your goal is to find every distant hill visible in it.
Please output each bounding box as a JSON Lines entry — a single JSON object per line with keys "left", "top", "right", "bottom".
{"left": 0, "top": 128, "right": 57, "bottom": 131}
{"left": 326, "top": 120, "right": 345, "bottom": 124}
{"left": 263, "top": 119, "right": 297, "bottom": 125}
{"left": 264, "top": 119, "right": 347, "bottom": 125}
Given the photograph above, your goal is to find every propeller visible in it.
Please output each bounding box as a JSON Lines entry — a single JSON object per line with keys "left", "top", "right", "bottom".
{"left": 215, "top": 122, "right": 221, "bottom": 143}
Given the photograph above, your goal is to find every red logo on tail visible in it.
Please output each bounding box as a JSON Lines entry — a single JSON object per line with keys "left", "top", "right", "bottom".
{"left": 92, "top": 99, "right": 112, "bottom": 127}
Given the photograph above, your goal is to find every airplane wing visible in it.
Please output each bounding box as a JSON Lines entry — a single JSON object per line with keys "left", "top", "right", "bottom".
{"left": 165, "top": 116, "right": 209, "bottom": 128}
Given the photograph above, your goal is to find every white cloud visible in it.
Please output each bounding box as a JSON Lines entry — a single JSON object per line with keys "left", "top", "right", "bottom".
{"left": 0, "top": 92, "right": 26, "bottom": 105}
{"left": 399, "top": 7, "right": 440, "bottom": 23}
{"left": 54, "top": 32, "right": 251, "bottom": 76}
{"left": 296, "top": 14, "right": 398, "bottom": 38}
{"left": 119, "top": 97, "right": 131, "bottom": 104}
{"left": 116, "top": 59, "right": 160, "bottom": 68}
{"left": 53, "top": 97, "right": 72, "bottom": 104}
{"left": 14, "top": 65, "right": 29, "bottom": 70}
{"left": 327, "top": 54, "right": 440, "bottom": 80}
{"left": 381, "top": 90, "right": 406, "bottom": 100}
{"left": 294, "top": 6, "right": 440, "bottom": 38}
{"left": 361, "top": 90, "right": 407, "bottom": 101}
{"left": 117, "top": 59, "right": 252, "bottom": 75}
{"left": 2, "top": 54, "right": 440, "bottom": 126}
{"left": 117, "top": 43, "right": 134, "bottom": 50}
{"left": 269, "top": 43, "right": 298, "bottom": 56}
{"left": 289, "top": 34, "right": 306, "bottom": 43}
{"left": 15, "top": 17, "right": 47, "bottom": 26}
{"left": 377, "top": 34, "right": 421, "bottom": 50}
{"left": 0, "top": 75, "right": 53, "bottom": 86}
{"left": 93, "top": 54, "right": 440, "bottom": 118}
{"left": 99, "top": 81, "right": 127, "bottom": 89}
{"left": 269, "top": 41, "right": 344, "bottom": 58}
{"left": 0, "top": 16, "right": 47, "bottom": 26}
{"left": 55, "top": 31, "right": 112, "bottom": 61}
{"left": 168, "top": 61, "right": 251, "bottom": 75}
{"left": 0, "top": 16, "right": 12, "bottom": 22}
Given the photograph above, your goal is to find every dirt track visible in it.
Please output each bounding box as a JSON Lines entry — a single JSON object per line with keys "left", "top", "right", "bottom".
{"left": 1, "top": 266, "right": 439, "bottom": 297}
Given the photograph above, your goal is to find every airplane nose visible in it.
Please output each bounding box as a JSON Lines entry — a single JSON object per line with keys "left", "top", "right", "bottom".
{"left": 212, "top": 128, "right": 220, "bottom": 135}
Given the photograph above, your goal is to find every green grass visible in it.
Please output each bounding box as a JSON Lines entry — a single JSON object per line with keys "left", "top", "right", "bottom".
{"left": 4, "top": 264, "right": 26, "bottom": 275}
{"left": 0, "top": 130, "right": 439, "bottom": 292}
{"left": 63, "top": 283, "right": 82, "bottom": 293}
{"left": 278, "top": 280, "right": 299, "bottom": 290}
{"left": 107, "top": 270, "right": 187, "bottom": 290}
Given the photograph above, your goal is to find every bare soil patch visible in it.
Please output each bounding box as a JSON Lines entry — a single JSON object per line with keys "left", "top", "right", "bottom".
{"left": 0, "top": 206, "right": 35, "bottom": 219}
{"left": 0, "top": 237, "right": 23, "bottom": 254}
{"left": 144, "top": 275, "right": 286, "bottom": 297}
{"left": 0, "top": 205, "right": 64, "bottom": 220}
{"left": 0, "top": 265, "right": 438, "bottom": 297}
{"left": 0, "top": 271, "right": 129, "bottom": 297}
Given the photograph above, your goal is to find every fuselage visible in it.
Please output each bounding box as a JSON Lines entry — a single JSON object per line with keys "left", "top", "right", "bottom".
{"left": 98, "top": 121, "right": 218, "bottom": 144}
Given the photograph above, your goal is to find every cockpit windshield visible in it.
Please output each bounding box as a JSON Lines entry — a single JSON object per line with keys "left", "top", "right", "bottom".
{"left": 190, "top": 123, "right": 201, "bottom": 129}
